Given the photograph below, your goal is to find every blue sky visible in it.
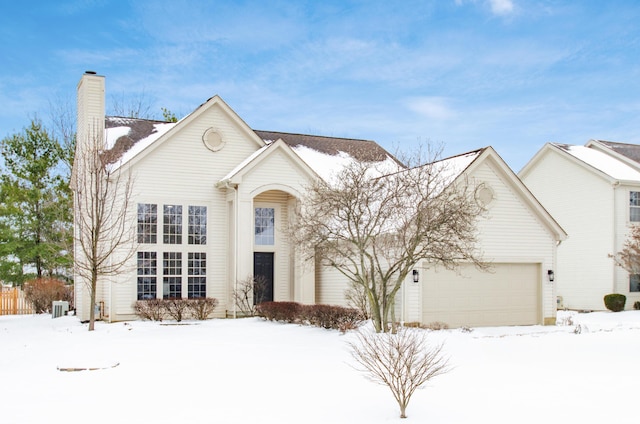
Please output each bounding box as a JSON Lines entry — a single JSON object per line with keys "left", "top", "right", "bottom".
{"left": 1, "top": 0, "right": 639, "bottom": 171}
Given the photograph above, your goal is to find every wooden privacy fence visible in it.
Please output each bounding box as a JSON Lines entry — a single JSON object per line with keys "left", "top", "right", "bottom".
{"left": 0, "top": 287, "right": 35, "bottom": 315}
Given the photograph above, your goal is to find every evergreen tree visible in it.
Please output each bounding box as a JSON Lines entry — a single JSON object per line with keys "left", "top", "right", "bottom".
{"left": 0, "top": 119, "right": 73, "bottom": 285}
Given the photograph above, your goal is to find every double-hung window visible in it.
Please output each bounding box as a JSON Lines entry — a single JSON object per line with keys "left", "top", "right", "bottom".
{"left": 137, "top": 252, "right": 157, "bottom": 300}
{"left": 163, "top": 205, "right": 183, "bottom": 244}
{"left": 631, "top": 192, "right": 640, "bottom": 222}
{"left": 189, "top": 206, "right": 207, "bottom": 245}
{"left": 137, "top": 203, "right": 157, "bottom": 243}
{"left": 163, "top": 252, "right": 182, "bottom": 299}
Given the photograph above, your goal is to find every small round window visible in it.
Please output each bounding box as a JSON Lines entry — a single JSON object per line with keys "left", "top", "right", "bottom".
{"left": 475, "top": 184, "right": 495, "bottom": 207}
{"left": 203, "top": 128, "right": 225, "bottom": 152}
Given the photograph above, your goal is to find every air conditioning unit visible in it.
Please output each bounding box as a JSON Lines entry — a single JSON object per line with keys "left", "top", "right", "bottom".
{"left": 52, "top": 301, "right": 69, "bottom": 318}
{"left": 556, "top": 296, "right": 564, "bottom": 310}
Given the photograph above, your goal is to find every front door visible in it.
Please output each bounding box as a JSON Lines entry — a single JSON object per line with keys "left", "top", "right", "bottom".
{"left": 253, "top": 252, "right": 274, "bottom": 304}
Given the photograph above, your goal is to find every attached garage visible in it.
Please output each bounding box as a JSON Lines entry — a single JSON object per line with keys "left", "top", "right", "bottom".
{"left": 422, "top": 263, "right": 541, "bottom": 327}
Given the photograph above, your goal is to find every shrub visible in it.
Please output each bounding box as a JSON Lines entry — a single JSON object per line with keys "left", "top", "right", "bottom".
{"left": 301, "top": 304, "right": 363, "bottom": 332}
{"left": 603, "top": 293, "right": 626, "bottom": 312}
{"left": 255, "top": 301, "right": 302, "bottom": 322}
{"left": 187, "top": 297, "right": 219, "bottom": 320}
{"left": 24, "top": 278, "right": 73, "bottom": 314}
{"left": 425, "top": 321, "right": 449, "bottom": 331}
{"left": 133, "top": 299, "right": 165, "bottom": 321}
{"left": 163, "top": 298, "right": 190, "bottom": 322}
{"left": 634, "top": 301, "right": 640, "bottom": 311}
{"left": 348, "top": 327, "right": 451, "bottom": 418}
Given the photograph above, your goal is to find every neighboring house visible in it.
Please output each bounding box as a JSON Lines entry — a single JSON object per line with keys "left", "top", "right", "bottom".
{"left": 520, "top": 140, "right": 640, "bottom": 311}
{"left": 73, "top": 71, "right": 565, "bottom": 327}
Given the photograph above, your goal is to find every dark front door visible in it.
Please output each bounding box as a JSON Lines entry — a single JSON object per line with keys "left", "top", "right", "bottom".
{"left": 253, "top": 252, "right": 274, "bottom": 304}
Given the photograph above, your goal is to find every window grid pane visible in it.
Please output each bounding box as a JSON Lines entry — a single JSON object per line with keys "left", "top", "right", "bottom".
{"left": 188, "top": 252, "right": 206, "bottom": 299}
{"left": 631, "top": 192, "right": 640, "bottom": 222}
{"left": 137, "top": 251, "right": 157, "bottom": 300}
{"left": 631, "top": 274, "right": 640, "bottom": 292}
{"left": 163, "top": 252, "right": 182, "bottom": 299}
{"left": 255, "top": 207, "right": 275, "bottom": 245}
{"left": 189, "top": 206, "right": 207, "bottom": 245}
{"left": 163, "top": 205, "right": 183, "bottom": 244}
{"left": 137, "top": 203, "right": 157, "bottom": 243}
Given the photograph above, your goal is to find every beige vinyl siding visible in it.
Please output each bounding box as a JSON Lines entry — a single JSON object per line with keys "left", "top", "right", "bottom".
{"left": 316, "top": 263, "right": 350, "bottom": 307}
{"left": 521, "top": 149, "right": 615, "bottom": 311}
{"left": 469, "top": 160, "right": 555, "bottom": 320}
{"left": 109, "top": 104, "right": 264, "bottom": 318}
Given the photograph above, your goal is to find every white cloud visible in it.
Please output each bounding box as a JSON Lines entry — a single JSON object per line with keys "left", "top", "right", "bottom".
{"left": 406, "top": 97, "right": 456, "bottom": 121}
{"left": 488, "top": 0, "right": 514, "bottom": 15}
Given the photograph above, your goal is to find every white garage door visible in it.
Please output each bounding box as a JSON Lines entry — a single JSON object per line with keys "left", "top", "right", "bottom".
{"left": 422, "top": 263, "right": 540, "bottom": 328}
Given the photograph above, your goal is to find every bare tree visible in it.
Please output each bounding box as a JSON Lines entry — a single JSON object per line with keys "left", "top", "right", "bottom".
{"left": 291, "top": 144, "right": 487, "bottom": 333}
{"left": 233, "top": 274, "right": 269, "bottom": 317}
{"left": 610, "top": 225, "right": 640, "bottom": 275}
{"left": 72, "top": 125, "right": 136, "bottom": 331}
{"left": 348, "top": 327, "right": 450, "bottom": 418}
{"left": 109, "top": 89, "right": 154, "bottom": 119}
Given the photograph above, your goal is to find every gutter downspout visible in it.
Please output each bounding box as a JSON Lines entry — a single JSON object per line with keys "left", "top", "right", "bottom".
{"left": 612, "top": 180, "right": 620, "bottom": 294}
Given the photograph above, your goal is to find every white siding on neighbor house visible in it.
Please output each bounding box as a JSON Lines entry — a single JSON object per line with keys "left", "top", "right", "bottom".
{"left": 521, "top": 149, "right": 615, "bottom": 311}
{"left": 107, "top": 103, "right": 265, "bottom": 320}
{"left": 613, "top": 184, "right": 640, "bottom": 306}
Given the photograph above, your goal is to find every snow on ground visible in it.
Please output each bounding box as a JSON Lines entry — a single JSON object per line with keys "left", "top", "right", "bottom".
{"left": 2, "top": 310, "right": 639, "bottom": 423}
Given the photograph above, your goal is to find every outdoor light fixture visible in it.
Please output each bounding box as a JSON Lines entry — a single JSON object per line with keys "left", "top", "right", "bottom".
{"left": 547, "top": 270, "right": 555, "bottom": 282}
{"left": 412, "top": 269, "right": 419, "bottom": 283}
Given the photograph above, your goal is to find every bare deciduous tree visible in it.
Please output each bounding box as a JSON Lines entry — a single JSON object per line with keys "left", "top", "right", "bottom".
{"left": 72, "top": 126, "right": 136, "bottom": 331}
{"left": 348, "top": 327, "right": 450, "bottom": 418}
{"left": 610, "top": 225, "right": 640, "bottom": 275}
{"left": 233, "top": 274, "right": 269, "bottom": 317}
{"left": 291, "top": 144, "right": 487, "bottom": 333}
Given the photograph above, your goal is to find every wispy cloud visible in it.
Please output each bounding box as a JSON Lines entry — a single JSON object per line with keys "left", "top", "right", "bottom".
{"left": 406, "top": 97, "right": 457, "bottom": 121}
{"left": 488, "top": 0, "right": 514, "bottom": 16}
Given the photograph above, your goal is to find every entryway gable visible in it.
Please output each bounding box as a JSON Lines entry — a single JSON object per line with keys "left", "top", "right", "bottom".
{"left": 222, "top": 138, "right": 318, "bottom": 189}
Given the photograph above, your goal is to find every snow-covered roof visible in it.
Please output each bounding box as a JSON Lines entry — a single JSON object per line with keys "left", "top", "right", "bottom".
{"left": 103, "top": 117, "right": 177, "bottom": 166}
{"left": 555, "top": 143, "right": 640, "bottom": 181}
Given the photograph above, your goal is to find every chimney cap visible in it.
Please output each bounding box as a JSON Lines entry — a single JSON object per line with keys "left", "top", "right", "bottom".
{"left": 85, "top": 70, "right": 97, "bottom": 75}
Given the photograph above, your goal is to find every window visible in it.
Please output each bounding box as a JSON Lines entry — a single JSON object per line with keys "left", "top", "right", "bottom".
{"left": 163, "top": 252, "right": 182, "bottom": 299}
{"left": 631, "top": 192, "right": 640, "bottom": 222}
{"left": 255, "top": 207, "right": 275, "bottom": 245}
{"left": 163, "top": 205, "right": 183, "bottom": 244}
{"left": 137, "top": 252, "right": 157, "bottom": 300}
{"left": 188, "top": 252, "right": 206, "bottom": 298}
{"left": 138, "top": 203, "right": 157, "bottom": 243}
{"left": 188, "top": 206, "right": 207, "bottom": 245}
{"left": 631, "top": 274, "right": 640, "bottom": 292}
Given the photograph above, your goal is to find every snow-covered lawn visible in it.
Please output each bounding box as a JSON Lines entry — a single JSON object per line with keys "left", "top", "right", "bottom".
{"left": 2, "top": 310, "right": 639, "bottom": 423}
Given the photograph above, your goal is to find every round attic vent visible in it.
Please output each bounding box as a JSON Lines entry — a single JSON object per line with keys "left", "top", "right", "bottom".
{"left": 475, "top": 184, "right": 495, "bottom": 207}
{"left": 203, "top": 128, "right": 225, "bottom": 152}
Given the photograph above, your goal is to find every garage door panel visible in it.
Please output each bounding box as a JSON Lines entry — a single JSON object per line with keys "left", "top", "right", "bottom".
{"left": 422, "top": 263, "right": 540, "bottom": 327}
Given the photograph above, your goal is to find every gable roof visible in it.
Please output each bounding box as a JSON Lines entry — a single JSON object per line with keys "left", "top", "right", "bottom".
{"left": 520, "top": 141, "right": 640, "bottom": 184}
{"left": 101, "top": 105, "right": 399, "bottom": 179}
{"left": 254, "top": 130, "right": 397, "bottom": 163}
{"left": 590, "top": 139, "right": 640, "bottom": 163}
{"left": 462, "top": 146, "right": 567, "bottom": 241}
